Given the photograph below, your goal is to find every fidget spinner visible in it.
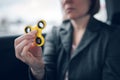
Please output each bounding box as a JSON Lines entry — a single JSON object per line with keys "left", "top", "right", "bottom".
{"left": 24, "top": 20, "right": 46, "bottom": 46}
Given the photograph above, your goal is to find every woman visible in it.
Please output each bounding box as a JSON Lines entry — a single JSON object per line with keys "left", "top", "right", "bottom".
{"left": 14, "top": 0, "right": 120, "bottom": 80}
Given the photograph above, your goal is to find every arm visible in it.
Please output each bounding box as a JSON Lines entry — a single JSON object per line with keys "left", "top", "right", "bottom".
{"left": 29, "top": 27, "right": 58, "bottom": 80}
{"left": 14, "top": 27, "right": 58, "bottom": 80}
{"left": 14, "top": 30, "right": 45, "bottom": 80}
{"left": 43, "top": 26, "right": 58, "bottom": 80}
{"left": 102, "top": 30, "right": 120, "bottom": 80}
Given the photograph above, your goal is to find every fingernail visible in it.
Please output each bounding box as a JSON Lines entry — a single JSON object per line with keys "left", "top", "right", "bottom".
{"left": 31, "top": 30, "right": 37, "bottom": 33}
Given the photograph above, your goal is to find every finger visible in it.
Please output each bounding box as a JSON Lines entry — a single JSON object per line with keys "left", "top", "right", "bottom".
{"left": 14, "top": 30, "right": 37, "bottom": 47}
{"left": 16, "top": 43, "right": 32, "bottom": 63}
{"left": 29, "top": 44, "right": 42, "bottom": 57}
{"left": 15, "top": 30, "right": 37, "bottom": 46}
{"left": 21, "top": 44, "right": 44, "bottom": 69}
{"left": 21, "top": 43, "right": 34, "bottom": 64}
{"left": 22, "top": 46, "right": 43, "bottom": 68}
{"left": 15, "top": 39, "right": 34, "bottom": 59}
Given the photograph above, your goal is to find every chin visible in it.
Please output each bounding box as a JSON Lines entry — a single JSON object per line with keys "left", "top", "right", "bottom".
{"left": 65, "top": 12, "right": 80, "bottom": 19}
{"left": 67, "top": 13, "right": 89, "bottom": 20}
{"left": 67, "top": 15, "right": 78, "bottom": 20}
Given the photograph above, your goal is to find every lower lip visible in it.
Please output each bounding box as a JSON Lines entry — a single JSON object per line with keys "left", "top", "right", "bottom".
{"left": 66, "top": 8, "right": 74, "bottom": 13}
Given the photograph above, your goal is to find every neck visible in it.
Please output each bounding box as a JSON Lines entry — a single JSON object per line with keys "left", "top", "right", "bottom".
{"left": 71, "top": 15, "right": 90, "bottom": 30}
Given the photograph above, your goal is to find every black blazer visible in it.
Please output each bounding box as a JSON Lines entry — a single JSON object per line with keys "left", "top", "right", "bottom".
{"left": 30, "top": 17, "right": 120, "bottom": 80}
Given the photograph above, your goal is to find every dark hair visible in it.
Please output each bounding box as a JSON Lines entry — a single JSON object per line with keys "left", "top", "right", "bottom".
{"left": 89, "top": 0, "right": 100, "bottom": 16}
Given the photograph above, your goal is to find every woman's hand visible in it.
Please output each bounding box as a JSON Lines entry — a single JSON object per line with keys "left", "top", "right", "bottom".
{"left": 14, "top": 30, "right": 45, "bottom": 79}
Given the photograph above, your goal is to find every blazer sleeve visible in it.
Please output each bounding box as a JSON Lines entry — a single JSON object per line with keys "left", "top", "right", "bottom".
{"left": 28, "top": 26, "right": 58, "bottom": 80}
{"left": 28, "top": 68, "right": 38, "bottom": 80}
{"left": 43, "top": 26, "right": 58, "bottom": 80}
{"left": 102, "top": 29, "right": 120, "bottom": 80}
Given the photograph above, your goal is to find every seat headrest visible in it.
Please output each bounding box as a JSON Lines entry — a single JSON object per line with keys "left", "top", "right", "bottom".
{"left": 111, "top": 12, "right": 120, "bottom": 25}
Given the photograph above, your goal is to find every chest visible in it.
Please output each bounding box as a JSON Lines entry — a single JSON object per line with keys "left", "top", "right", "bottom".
{"left": 57, "top": 32, "right": 109, "bottom": 79}
{"left": 72, "top": 29, "right": 86, "bottom": 49}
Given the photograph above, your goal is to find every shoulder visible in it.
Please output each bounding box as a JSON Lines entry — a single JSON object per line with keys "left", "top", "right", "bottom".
{"left": 49, "top": 19, "right": 71, "bottom": 34}
{"left": 45, "top": 25, "right": 62, "bottom": 42}
{"left": 95, "top": 18, "right": 116, "bottom": 33}
{"left": 45, "top": 26, "right": 58, "bottom": 40}
{"left": 89, "top": 18, "right": 118, "bottom": 39}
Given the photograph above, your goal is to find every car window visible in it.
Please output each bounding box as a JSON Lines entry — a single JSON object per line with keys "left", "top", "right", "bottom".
{"left": 0, "top": 0, "right": 107, "bottom": 37}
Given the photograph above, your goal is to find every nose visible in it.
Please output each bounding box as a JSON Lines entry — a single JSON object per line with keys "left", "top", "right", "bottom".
{"left": 62, "top": 0, "right": 72, "bottom": 3}
{"left": 64, "top": 0, "right": 71, "bottom": 1}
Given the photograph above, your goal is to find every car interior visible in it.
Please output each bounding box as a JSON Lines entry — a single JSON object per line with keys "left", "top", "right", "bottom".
{"left": 0, "top": 0, "right": 120, "bottom": 80}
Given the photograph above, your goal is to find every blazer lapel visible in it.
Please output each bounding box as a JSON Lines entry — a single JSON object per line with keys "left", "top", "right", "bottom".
{"left": 59, "top": 21, "right": 73, "bottom": 54}
{"left": 59, "top": 17, "right": 101, "bottom": 60}
{"left": 71, "top": 17, "right": 101, "bottom": 60}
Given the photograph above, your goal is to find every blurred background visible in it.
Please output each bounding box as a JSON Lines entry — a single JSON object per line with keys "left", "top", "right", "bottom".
{"left": 0, "top": 0, "right": 107, "bottom": 37}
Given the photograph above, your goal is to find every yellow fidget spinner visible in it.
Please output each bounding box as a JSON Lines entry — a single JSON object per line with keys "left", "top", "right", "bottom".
{"left": 24, "top": 20, "right": 46, "bottom": 46}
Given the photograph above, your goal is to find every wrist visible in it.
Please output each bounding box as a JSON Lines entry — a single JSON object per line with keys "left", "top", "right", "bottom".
{"left": 30, "top": 65, "right": 45, "bottom": 80}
